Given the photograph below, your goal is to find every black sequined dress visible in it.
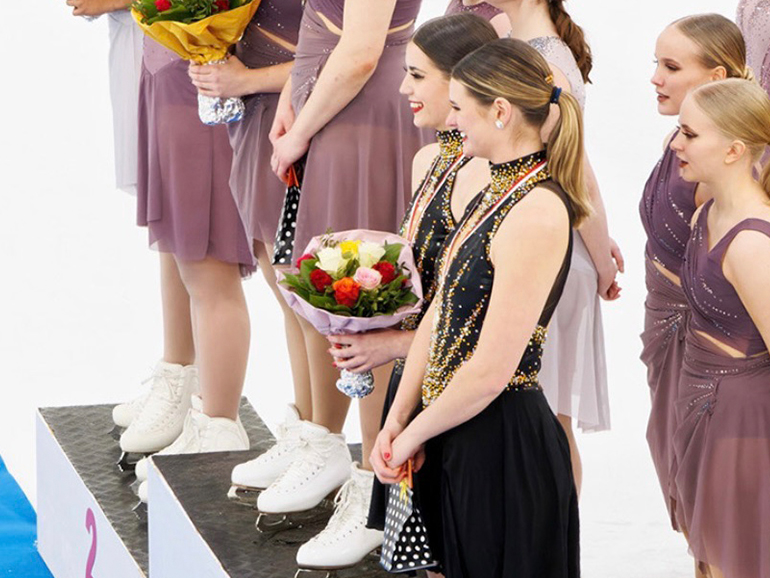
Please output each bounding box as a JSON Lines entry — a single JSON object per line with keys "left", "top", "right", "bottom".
{"left": 367, "top": 129, "right": 474, "bottom": 530}
{"left": 415, "top": 151, "right": 580, "bottom": 578}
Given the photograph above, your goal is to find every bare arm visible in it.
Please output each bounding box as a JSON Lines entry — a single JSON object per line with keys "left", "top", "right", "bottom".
{"left": 271, "top": 0, "right": 399, "bottom": 177}
{"left": 723, "top": 228, "right": 770, "bottom": 351}
{"left": 66, "top": 0, "right": 130, "bottom": 16}
{"left": 189, "top": 58, "right": 294, "bottom": 99}
{"left": 388, "top": 188, "right": 570, "bottom": 467}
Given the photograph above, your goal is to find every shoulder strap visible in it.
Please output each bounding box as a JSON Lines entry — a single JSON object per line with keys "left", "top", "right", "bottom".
{"left": 534, "top": 179, "right": 575, "bottom": 227}
{"left": 715, "top": 218, "right": 770, "bottom": 256}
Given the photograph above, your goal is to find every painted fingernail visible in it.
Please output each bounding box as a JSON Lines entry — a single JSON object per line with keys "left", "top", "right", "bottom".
{"left": 384, "top": 452, "right": 391, "bottom": 460}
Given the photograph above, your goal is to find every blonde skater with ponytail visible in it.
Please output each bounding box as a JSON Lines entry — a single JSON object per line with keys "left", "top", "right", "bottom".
{"left": 670, "top": 78, "right": 770, "bottom": 578}
{"left": 371, "top": 38, "right": 585, "bottom": 578}
{"left": 485, "top": 0, "right": 617, "bottom": 494}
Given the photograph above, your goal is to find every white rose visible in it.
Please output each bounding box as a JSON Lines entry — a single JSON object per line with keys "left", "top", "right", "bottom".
{"left": 358, "top": 241, "right": 386, "bottom": 268}
{"left": 316, "top": 246, "right": 346, "bottom": 274}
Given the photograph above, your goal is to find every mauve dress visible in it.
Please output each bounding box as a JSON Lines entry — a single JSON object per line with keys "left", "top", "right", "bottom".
{"left": 529, "top": 36, "right": 610, "bottom": 433}
{"left": 136, "top": 38, "right": 254, "bottom": 271}
{"left": 286, "top": 0, "right": 432, "bottom": 260}
{"left": 444, "top": 0, "right": 502, "bottom": 20}
{"left": 638, "top": 130, "right": 697, "bottom": 527}
{"left": 737, "top": 0, "right": 770, "bottom": 94}
{"left": 228, "top": 1, "right": 304, "bottom": 252}
{"left": 675, "top": 200, "right": 770, "bottom": 578}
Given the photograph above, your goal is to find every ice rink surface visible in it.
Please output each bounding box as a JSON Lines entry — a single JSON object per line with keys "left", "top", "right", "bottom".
{"left": 0, "top": 1, "right": 736, "bottom": 575}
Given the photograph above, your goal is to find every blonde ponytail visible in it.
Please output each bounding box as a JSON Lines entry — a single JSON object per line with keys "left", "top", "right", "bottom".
{"left": 548, "top": 90, "right": 589, "bottom": 223}
{"left": 452, "top": 39, "right": 591, "bottom": 225}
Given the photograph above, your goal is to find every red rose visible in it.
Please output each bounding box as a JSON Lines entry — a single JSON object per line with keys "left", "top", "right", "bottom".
{"left": 372, "top": 261, "right": 396, "bottom": 285}
{"left": 214, "top": 0, "right": 229, "bottom": 10}
{"left": 310, "top": 269, "right": 333, "bottom": 292}
{"left": 296, "top": 253, "right": 314, "bottom": 269}
{"left": 332, "top": 277, "right": 361, "bottom": 307}
{"left": 155, "top": 0, "right": 171, "bottom": 10}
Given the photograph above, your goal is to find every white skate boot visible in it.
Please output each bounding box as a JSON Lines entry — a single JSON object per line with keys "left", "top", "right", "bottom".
{"left": 134, "top": 393, "right": 203, "bottom": 482}
{"left": 111, "top": 362, "right": 198, "bottom": 445}
{"left": 256, "top": 422, "right": 352, "bottom": 522}
{"left": 295, "top": 464, "right": 384, "bottom": 574}
{"left": 228, "top": 404, "right": 304, "bottom": 505}
{"left": 137, "top": 407, "right": 250, "bottom": 503}
{"left": 119, "top": 364, "right": 198, "bottom": 460}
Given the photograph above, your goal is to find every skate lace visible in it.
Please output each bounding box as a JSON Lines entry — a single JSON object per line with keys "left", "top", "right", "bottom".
{"left": 271, "top": 439, "right": 326, "bottom": 489}
{"left": 316, "top": 475, "right": 364, "bottom": 540}
{"left": 258, "top": 422, "right": 302, "bottom": 462}
{"left": 131, "top": 368, "right": 184, "bottom": 430}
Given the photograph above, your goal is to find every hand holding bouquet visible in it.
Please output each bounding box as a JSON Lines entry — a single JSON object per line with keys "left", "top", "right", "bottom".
{"left": 131, "top": 0, "right": 260, "bottom": 124}
{"left": 277, "top": 231, "right": 423, "bottom": 398}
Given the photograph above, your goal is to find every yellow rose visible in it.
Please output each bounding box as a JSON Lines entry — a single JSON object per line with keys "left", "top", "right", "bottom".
{"left": 339, "top": 240, "right": 361, "bottom": 257}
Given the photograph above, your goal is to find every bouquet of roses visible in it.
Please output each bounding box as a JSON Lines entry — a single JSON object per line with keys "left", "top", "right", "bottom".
{"left": 277, "top": 230, "right": 423, "bottom": 398}
{"left": 131, "top": 0, "right": 260, "bottom": 124}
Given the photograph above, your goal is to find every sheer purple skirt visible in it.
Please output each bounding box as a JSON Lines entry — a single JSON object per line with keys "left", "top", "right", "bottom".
{"left": 673, "top": 334, "right": 770, "bottom": 578}
{"left": 640, "top": 256, "right": 689, "bottom": 528}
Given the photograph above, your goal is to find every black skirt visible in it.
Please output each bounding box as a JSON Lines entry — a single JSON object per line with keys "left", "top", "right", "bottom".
{"left": 368, "top": 362, "right": 406, "bottom": 531}
{"left": 414, "top": 388, "right": 580, "bottom": 578}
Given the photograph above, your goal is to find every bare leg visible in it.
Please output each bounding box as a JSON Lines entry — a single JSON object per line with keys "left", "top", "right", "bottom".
{"left": 254, "top": 241, "right": 312, "bottom": 421}
{"left": 557, "top": 414, "right": 583, "bottom": 497}
{"left": 427, "top": 571, "right": 445, "bottom": 578}
{"left": 358, "top": 362, "right": 392, "bottom": 470}
{"left": 160, "top": 252, "right": 195, "bottom": 365}
{"left": 297, "top": 315, "right": 351, "bottom": 433}
{"left": 176, "top": 256, "right": 249, "bottom": 420}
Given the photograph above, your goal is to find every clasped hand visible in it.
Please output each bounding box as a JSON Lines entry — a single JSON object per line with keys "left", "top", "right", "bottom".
{"left": 188, "top": 55, "right": 250, "bottom": 99}
{"left": 370, "top": 424, "right": 426, "bottom": 486}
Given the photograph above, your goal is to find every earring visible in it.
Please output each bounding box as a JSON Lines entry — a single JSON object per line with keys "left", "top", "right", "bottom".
{"left": 495, "top": 120, "right": 504, "bottom": 129}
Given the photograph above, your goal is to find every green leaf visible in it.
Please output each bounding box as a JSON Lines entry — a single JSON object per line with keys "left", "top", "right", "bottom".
{"left": 300, "top": 258, "right": 317, "bottom": 286}
{"left": 383, "top": 242, "right": 403, "bottom": 264}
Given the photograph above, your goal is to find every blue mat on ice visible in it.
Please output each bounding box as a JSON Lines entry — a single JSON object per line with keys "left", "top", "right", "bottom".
{"left": 0, "top": 455, "right": 52, "bottom": 576}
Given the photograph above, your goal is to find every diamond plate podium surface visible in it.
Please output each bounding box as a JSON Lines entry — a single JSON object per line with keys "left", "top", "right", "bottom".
{"left": 36, "top": 399, "right": 265, "bottom": 578}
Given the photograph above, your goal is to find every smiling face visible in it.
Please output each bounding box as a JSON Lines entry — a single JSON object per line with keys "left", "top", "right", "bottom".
{"left": 669, "top": 95, "right": 735, "bottom": 183}
{"left": 651, "top": 25, "right": 721, "bottom": 116}
{"left": 446, "top": 79, "right": 500, "bottom": 159}
{"left": 399, "top": 42, "right": 453, "bottom": 130}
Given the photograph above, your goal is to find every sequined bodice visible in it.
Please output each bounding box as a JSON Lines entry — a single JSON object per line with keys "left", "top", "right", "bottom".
{"left": 639, "top": 130, "right": 698, "bottom": 276}
{"left": 528, "top": 36, "right": 586, "bottom": 110}
{"left": 682, "top": 200, "right": 770, "bottom": 356}
{"left": 235, "top": 0, "right": 303, "bottom": 69}
{"left": 399, "top": 130, "right": 473, "bottom": 331}
{"left": 307, "top": 0, "right": 421, "bottom": 28}
{"left": 422, "top": 152, "right": 574, "bottom": 407}
{"left": 737, "top": 0, "right": 770, "bottom": 94}
{"left": 444, "top": 0, "right": 502, "bottom": 21}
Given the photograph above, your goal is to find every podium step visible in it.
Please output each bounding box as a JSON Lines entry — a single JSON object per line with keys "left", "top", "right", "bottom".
{"left": 35, "top": 399, "right": 265, "bottom": 578}
{"left": 148, "top": 450, "right": 399, "bottom": 578}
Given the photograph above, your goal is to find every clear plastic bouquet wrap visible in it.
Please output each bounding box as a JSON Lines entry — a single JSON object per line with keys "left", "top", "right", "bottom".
{"left": 131, "top": 0, "right": 260, "bottom": 124}
{"left": 277, "top": 230, "right": 424, "bottom": 398}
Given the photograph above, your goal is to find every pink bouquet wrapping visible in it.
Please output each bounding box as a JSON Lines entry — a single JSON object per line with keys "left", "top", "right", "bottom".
{"left": 277, "top": 230, "right": 424, "bottom": 398}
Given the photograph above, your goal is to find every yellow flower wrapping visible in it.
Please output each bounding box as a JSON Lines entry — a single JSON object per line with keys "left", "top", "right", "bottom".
{"left": 131, "top": 1, "right": 261, "bottom": 64}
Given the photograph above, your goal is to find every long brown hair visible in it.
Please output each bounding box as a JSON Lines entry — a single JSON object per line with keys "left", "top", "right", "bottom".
{"left": 548, "top": 0, "right": 592, "bottom": 83}
{"left": 453, "top": 38, "right": 591, "bottom": 225}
